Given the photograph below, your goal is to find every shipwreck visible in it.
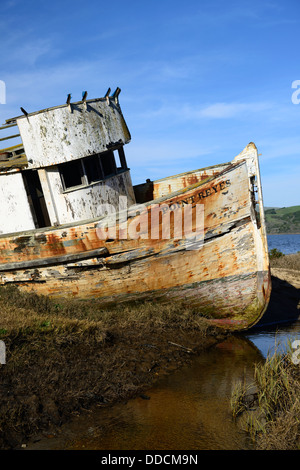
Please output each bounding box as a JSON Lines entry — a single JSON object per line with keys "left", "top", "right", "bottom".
{"left": 0, "top": 88, "right": 271, "bottom": 330}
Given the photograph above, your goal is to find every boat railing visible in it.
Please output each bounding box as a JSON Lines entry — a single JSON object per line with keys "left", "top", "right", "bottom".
{"left": 0, "top": 122, "right": 27, "bottom": 171}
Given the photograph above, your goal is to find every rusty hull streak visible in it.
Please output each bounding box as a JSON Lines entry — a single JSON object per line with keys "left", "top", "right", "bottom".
{"left": 0, "top": 142, "right": 271, "bottom": 331}
{"left": 152, "top": 165, "right": 229, "bottom": 199}
{"left": 0, "top": 160, "right": 248, "bottom": 264}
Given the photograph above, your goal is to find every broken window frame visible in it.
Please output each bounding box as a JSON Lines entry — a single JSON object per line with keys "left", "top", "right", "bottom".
{"left": 60, "top": 159, "right": 86, "bottom": 191}
{"left": 100, "top": 150, "right": 117, "bottom": 179}
{"left": 59, "top": 147, "right": 128, "bottom": 192}
{"left": 116, "top": 146, "right": 128, "bottom": 172}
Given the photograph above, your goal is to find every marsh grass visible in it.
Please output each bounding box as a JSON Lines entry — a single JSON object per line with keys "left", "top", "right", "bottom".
{"left": 270, "top": 251, "right": 300, "bottom": 271}
{"left": 230, "top": 379, "right": 252, "bottom": 419}
{"left": 0, "top": 284, "right": 212, "bottom": 361}
{"left": 231, "top": 342, "right": 300, "bottom": 450}
{"left": 0, "top": 285, "right": 213, "bottom": 331}
{"left": 0, "top": 285, "right": 220, "bottom": 448}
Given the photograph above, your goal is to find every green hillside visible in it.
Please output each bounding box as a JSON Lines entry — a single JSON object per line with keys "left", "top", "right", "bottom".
{"left": 264, "top": 205, "right": 300, "bottom": 234}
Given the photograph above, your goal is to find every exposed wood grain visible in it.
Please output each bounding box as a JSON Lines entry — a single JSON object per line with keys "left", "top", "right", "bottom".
{"left": 0, "top": 94, "right": 271, "bottom": 331}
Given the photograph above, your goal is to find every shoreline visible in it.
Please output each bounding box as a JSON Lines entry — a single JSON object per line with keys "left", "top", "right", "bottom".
{"left": 267, "top": 232, "right": 300, "bottom": 236}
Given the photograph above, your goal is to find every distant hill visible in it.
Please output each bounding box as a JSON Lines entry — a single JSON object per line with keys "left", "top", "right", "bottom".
{"left": 264, "top": 206, "right": 300, "bottom": 234}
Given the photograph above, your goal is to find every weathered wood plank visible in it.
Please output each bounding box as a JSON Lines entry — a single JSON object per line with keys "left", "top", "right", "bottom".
{"left": 0, "top": 154, "right": 28, "bottom": 170}
{"left": 0, "top": 123, "right": 17, "bottom": 130}
{"left": 0, "top": 160, "right": 250, "bottom": 264}
{"left": 16, "top": 97, "right": 131, "bottom": 170}
{"left": 0, "top": 140, "right": 271, "bottom": 330}
{"left": 0, "top": 247, "right": 109, "bottom": 271}
{"left": 0, "top": 133, "right": 20, "bottom": 142}
{"left": 0, "top": 222, "right": 270, "bottom": 330}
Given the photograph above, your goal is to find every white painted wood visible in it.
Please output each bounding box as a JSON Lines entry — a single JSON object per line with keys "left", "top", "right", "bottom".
{"left": 41, "top": 167, "right": 136, "bottom": 225}
{"left": 17, "top": 99, "right": 131, "bottom": 169}
{"left": 37, "top": 168, "right": 60, "bottom": 226}
{"left": 0, "top": 172, "right": 35, "bottom": 234}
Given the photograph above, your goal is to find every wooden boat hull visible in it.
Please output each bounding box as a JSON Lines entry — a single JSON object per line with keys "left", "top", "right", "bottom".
{"left": 0, "top": 143, "right": 271, "bottom": 330}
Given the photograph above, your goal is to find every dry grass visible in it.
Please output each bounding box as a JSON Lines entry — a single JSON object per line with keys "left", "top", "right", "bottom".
{"left": 231, "top": 343, "right": 300, "bottom": 450}
{"left": 270, "top": 251, "right": 300, "bottom": 271}
{"left": 0, "top": 285, "right": 220, "bottom": 449}
{"left": 0, "top": 285, "right": 214, "bottom": 330}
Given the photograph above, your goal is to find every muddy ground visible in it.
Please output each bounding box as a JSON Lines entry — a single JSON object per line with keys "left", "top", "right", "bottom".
{"left": 0, "top": 313, "right": 225, "bottom": 450}
{"left": 0, "top": 266, "right": 299, "bottom": 450}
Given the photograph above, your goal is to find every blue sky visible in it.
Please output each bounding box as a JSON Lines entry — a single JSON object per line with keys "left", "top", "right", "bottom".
{"left": 0, "top": 0, "right": 299, "bottom": 207}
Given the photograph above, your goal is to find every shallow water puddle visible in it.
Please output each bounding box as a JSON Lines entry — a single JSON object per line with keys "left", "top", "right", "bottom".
{"left": 26, "top": 320, "right": 300, "bottom": 450}
{"left": 27, "top": 336, "right": 263, "bottom": 450}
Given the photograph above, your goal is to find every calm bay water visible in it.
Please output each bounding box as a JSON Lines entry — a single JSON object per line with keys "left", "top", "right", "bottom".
{"left": 267, "top": 233, "right": 300, "bottom": 254}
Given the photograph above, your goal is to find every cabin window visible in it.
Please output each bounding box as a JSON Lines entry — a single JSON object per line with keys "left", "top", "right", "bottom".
{"left": 84, "top": 154, "right": 102, "bottom": 184}
{"left": 101, "top": 151, "right": 116, "bottom": 177}
{"left": 59, "top": 147, "right": 128, "bottom": 191}
{"left": 60, "top": 159, "right": 84, "bottom": 189}
{"left": 116, "top": 147, "right": 128, "bottom": 171}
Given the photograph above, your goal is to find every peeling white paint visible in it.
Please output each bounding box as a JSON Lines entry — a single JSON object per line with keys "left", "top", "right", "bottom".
{"left": 17, "top": 99, "right": 131, "bottom": 170}
{"left": 40, "top": 167, "right": 136, "bottom": 225}
{"left": 0, "top": 96, "right": 135, "bottom": 233}
{"left": 0, "top": 172, "right": 35, "bottom": 234}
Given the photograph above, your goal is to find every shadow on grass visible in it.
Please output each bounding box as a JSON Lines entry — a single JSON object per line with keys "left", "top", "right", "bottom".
{"left": 253, "top": 275, "right": 300, "bottom": 329}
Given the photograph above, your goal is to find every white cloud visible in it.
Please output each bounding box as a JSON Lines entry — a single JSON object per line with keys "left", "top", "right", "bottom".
{"left": 195, "top": 101, "right": 273, "bottom": 119}
{"left": 126, "top": 138, "right": 223, "bottom": 184}
{"left": 133, "top": 100, "right": 274, "bottom": 123}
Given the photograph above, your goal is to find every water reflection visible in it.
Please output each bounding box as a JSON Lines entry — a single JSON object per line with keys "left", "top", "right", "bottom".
{"left": 245, "top": 319, "right": 300, "bottom": 358}
{"left": 29, "top": 336, "right": 265, "bottom": 450}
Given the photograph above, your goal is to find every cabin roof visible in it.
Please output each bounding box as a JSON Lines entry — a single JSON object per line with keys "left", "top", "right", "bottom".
{"left": 4, "top": 88, "right": 121, "bottom": 124}
{"left": 0, "top": 88, "right": 128, "bottom": 171}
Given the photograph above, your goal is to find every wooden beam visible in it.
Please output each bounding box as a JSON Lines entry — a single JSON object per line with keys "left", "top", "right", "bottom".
{"left": 0, "top": 154, "right": 28, "bottom": 170}
{"left": 82, "top": 91, "right": 88, "bottom": 102}
{"left": 0, "top": 123, "right": 17, "bottom": 130}
{"left": 0, "top": 143, "right": 24, "bottom": 153}
{"left": 112, "top": 87, "right": 121, "bottom": 103}
{"left": 0, "top": 247, "right": 109, "bottom": 272}
{"left": 20, "top": 107, "right": 28, "bottom": 117}
{"left": 0, "top": 133, "right": 21, "bottom": 142}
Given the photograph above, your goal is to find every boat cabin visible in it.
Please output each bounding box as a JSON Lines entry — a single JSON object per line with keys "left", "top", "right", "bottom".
{"left": 0, "top": 89, "right": 136, "bottom": 235}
